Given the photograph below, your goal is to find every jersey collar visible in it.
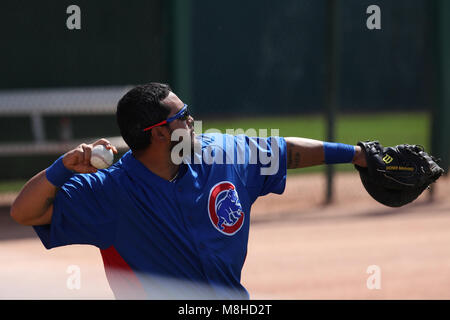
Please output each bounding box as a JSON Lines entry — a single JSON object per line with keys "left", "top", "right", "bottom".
{"left": 121, "top": 150, "right": 188, "bottom": 186}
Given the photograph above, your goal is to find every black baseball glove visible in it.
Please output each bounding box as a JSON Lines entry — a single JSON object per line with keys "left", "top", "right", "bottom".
{"left": 354, "top": 141, "right": 444, "bottom": 207}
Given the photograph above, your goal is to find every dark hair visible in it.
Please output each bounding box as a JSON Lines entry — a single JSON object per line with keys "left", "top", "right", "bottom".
{"left": 116, "top": 83, "right": 172, "bottom": 151}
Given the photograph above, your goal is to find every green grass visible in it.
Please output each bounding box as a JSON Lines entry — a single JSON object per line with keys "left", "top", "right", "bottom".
{"left": 202, "top": 114, "right": 325, "bottom": 140}
{"left": 0, "top": 112, "right": 430, "bottom": 193}
{"left": 202, "top": 111, "right": 430, "bottom": 174}
{"left": 0, "top": 180, "right": 26, "bottom": 193}
{"left": 202, "top": 112, "right": 429, "bottom": 146}
{"left": 335, "top": 112, "right": 429, "bottom": 147}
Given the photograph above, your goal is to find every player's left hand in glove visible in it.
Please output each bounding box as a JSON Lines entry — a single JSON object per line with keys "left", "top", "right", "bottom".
{"left": 354, "top": 141, "right": 444, "bottom": 207}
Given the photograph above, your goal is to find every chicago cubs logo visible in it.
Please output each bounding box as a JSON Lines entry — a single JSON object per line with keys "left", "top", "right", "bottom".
{"left": 208, "top": 181, "right": 245, "bottom": 236}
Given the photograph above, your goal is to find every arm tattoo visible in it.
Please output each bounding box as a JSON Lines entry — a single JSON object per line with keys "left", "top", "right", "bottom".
{"left": 287, "top": 142, "right": 301, "bottom": 169}
{"left": 45, "top": 186, "right": 60, "bottom": 208}
{"left": 293, "top": 151, "right": 301, "bottom": 168}
{"left": 45, "top": 197, "right": 55, "bottom": 208}
{"left": 287, "top": 145, "right": 293, "bottom": 168}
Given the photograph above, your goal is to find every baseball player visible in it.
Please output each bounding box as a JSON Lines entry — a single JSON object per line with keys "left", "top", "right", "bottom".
{"left": 10, "top": 82, "right": 369, "bottom": 299}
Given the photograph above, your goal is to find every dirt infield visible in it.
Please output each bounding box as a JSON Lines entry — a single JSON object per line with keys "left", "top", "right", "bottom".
{"left": 0, "top": 172, "right": 449, "bottom": 299}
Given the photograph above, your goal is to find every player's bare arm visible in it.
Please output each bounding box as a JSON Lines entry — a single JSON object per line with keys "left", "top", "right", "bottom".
{"left": 10, "top": 139, "right": 118, "bottom": 226}
{"left": 285, "top": 137, "right": 367, "bottom": 169}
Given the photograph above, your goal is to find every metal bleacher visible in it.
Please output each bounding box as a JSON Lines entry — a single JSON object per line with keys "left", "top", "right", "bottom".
{"left": 0, "top": 86, "right": 131, "bottom": 156}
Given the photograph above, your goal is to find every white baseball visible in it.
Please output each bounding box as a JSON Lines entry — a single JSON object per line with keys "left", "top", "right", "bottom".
{"left": 90, "top": 145, "right": 114, "bottom": 169}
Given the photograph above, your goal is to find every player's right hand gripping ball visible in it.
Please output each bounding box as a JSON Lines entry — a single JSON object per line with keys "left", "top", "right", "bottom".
{"left": 90, "top": 145, "right": 114, "bottom": 169}
{"left": 354, "top": 141, "right": 444, "bottom": 207}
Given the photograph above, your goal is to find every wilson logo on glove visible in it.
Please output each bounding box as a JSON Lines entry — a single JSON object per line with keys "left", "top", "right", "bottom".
{"left": 382, "top": 154, "right": 393, "bottom": 164}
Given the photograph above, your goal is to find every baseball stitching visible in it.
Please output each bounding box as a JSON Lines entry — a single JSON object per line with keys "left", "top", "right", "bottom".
{"left": 91, "top": 155, "right": 109, "bottom": 168}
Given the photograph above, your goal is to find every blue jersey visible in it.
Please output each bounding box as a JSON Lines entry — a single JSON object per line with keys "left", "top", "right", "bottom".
{"left": 33, "top": 133, "right": 287, "bottom": 299}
